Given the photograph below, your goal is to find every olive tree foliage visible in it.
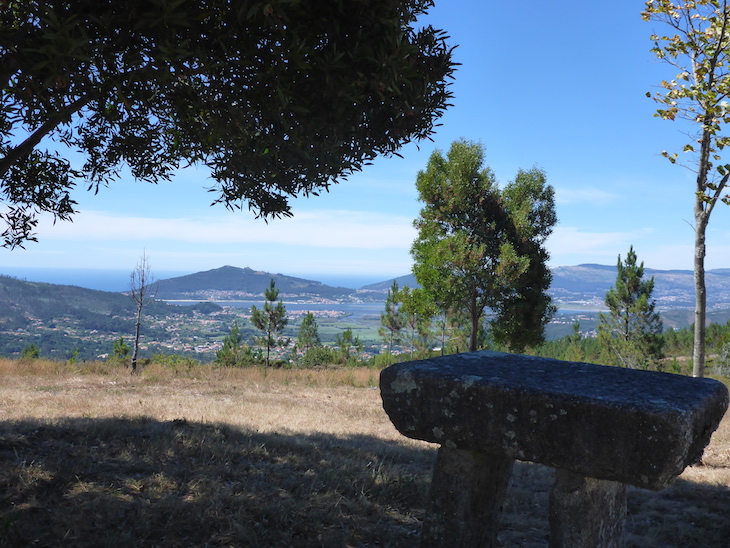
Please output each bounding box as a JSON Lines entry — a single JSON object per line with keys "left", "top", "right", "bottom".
{"left": 643, "top": 0, "right": 730, "bottom": 376}
{"left": 411, "top": 139, "right": 557, "bottom": 353}
{"left": 0, "top": 0, "right": 455, "bottom": 248}
{"left": 598, "top": 246, "right": 664, "bottom": 369}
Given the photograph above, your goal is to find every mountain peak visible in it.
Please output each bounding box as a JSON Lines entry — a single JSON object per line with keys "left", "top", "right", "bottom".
{"left": 156, "top": 266, "right": 356, "bottom": 300}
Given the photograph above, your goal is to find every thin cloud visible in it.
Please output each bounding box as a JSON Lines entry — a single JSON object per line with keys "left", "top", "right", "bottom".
{"left": 34, "top": 210, "right": 418, "bottom": 250}
{"left": 547, "top": 226, "right": 651, "bottom": 265}
{"left": 555, "top": 187, "right": 618, "bottom": 205}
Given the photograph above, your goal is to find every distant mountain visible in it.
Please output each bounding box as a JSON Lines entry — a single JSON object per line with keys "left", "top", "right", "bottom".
{"left": 156, "top": 265, "right": 357, "bottom": 301}
{"left": 550, "top": 264, "right": 730, "bottom": 310}
{"left": 0, "top": 274, "right": 179, "bottom": 332}
{"left": 359, "top": 264, "right": 730, "bottom": 311}
{"left": 357, "top": 274, "right": 419, "bottom": 297}
{"left": 7, "top": 262, "right": 730, "bottom": 313}
{"left": 0, "top": 275, "right": 228, "bottom": 360}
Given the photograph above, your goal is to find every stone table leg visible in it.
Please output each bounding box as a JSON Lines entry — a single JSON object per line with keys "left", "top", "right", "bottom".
{"left": 549, "top": 468, "right": 627, "bottom": 548}
{"left": 420, "top": 446, "right": 514, "bottom": 548}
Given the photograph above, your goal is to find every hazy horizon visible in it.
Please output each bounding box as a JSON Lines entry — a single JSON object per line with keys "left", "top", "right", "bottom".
{"left": 0, "top": 261, "right": 717, "bottom": 295}
{"left": 0, "top": 266, "right": 399, "bottom": 292}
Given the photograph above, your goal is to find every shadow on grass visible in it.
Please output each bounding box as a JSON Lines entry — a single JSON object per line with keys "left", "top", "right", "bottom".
{"left": 2, "top": 418, "right": 729, "bottom": 548}
{"left": 625, "top": 473, "right": 730, "bottom": 548}
{"left": 0, "top": 417, "right": 436, "bottom": 547}
{"left": 499, "top": 460, "right": 730, "bottom": 548}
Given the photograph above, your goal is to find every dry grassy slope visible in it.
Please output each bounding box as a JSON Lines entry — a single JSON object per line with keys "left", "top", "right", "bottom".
{"left": 0, "top": 361, "right": 728, "bottom": 547}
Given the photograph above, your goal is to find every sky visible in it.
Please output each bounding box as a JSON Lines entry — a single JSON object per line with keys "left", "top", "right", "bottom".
{"left": 2, "top": 1, "right": 729, "bottom": 288}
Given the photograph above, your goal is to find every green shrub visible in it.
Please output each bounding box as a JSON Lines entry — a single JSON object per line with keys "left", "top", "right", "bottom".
{"left": 373, "top": 352, "right": 398, "bottom": 369}
{"left": 20, "top": 344, "right": 40, "bottom": 359}
{"left": 151, "top": 353, "right": 201, "bottom": 370}
{"left": 300, "top": 346, "right": 339, "bottom": 367}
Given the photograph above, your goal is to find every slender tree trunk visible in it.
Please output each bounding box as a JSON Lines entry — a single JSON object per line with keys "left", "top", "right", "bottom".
{"left": 131, "top": 306, "right": 142, "bottom": 373}
{"left": 469, "top": 292, "right": 479, "bottom": 352}
{"left": 266, "top": 330, "right": 271, "bottom": 367}
{"left": 440, "top": 318, "right": 446, "bottom": 356}
{"left": 692, "top": 120, "right": 714, "bottom": 378}
{"left": 128, "top": 250, "right": 156, "bottom": 375}
{"left": 693, "top": 208, "right": 709, "bottom": 378}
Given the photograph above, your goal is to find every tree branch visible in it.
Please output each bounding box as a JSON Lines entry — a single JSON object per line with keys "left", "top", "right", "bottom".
{"left": 706, "top": 171, "right": 730, "bottom": 218}
{"left": 0, "top": 94, "right": 93, "bottom": 178}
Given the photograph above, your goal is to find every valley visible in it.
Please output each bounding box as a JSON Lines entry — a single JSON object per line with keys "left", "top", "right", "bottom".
{"left": 3, "top": 264, "right": 730, "bottom": 362}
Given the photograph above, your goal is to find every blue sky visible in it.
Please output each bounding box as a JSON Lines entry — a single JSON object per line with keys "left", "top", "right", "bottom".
{"left": 2, "top": 1, "right": 729, "bottom": 288}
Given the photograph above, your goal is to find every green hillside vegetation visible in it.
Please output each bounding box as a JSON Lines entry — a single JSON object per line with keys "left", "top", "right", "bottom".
{"left": 0, "top": 275, "right": 234, "bottom": 361}
{"left": 0, "top": 275, "right": 377, "bottom": 363}
{"left": 3, "top": 268, "right": 730, "bottom": 374}
{"left": 534, "top": 318, "right": 730, "bottom": 376}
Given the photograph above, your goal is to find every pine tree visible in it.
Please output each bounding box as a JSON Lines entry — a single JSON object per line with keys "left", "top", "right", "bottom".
{"left": 598, "top": 246, "right": 663, "bottom": 369}
{"left": 378, "top": 281, "right": 403, "bottom": 354}
{"left": 251, "top": 279, "right": 289, "bottom": 367}
{"left": 216, "top": 321, "right": 244, "bottom": 367}
{"left": 113, "top": 337, "right": 130, "bottom": 360}
{"left": 336, "top": 328, "right": 362, "bottom": 365}
{"left": 297, "top": 312, "right": 321, "bottom": 352}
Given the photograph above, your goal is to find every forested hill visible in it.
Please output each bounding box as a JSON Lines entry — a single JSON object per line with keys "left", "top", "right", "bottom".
{"left": 156, "top": 265, "right": 356, "bottom": 301}
{"left": 0, "top": 275, "right": 179, "bottom": 331}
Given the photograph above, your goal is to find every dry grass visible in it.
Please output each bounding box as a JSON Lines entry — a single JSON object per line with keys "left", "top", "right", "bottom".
{"left": 0, "top": 358, "right": 729, "bottom": 547}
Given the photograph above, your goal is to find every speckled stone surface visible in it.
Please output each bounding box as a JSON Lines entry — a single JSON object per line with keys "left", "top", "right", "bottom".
{"left": 380, "top": 351, "right": 729, "bottom": 490}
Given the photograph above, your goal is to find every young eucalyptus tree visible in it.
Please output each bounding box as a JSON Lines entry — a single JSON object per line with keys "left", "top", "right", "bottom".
{"left": 643, "top": 0, "right": 730, "bottom": 376}
{"left": 129, "top": 250, "right": 157, "bottom": 373}
{"left": 411, "top": 139, "right": 556, "bottom": 353}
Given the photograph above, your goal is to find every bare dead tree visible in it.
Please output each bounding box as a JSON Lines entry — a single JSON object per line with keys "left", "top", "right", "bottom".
{"left": 129, "top": 250, "right": 157, "bottom": 373}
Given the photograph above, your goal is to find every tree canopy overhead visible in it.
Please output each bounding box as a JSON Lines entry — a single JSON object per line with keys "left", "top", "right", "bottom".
{"left": 0, "top": 0, "right": 455, "bottom": 247}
